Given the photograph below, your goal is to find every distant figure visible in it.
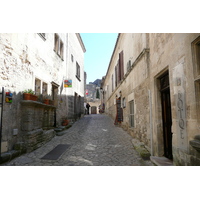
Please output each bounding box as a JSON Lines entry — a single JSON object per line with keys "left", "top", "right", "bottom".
{"left": 86, "top": 103, "right": 90, "bottom": 115}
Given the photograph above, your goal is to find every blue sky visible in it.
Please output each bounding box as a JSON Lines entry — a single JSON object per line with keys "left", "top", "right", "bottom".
{"left": 80, "top": 33, "right": 118, "bottom": 84}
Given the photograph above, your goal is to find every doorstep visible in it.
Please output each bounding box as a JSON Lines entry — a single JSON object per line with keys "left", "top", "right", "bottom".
{"left": 150, "top": 156, "right": 174, "bottom": 166}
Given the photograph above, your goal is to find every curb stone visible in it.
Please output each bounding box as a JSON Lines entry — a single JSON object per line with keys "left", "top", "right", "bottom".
{"left": 132, "top": 139, "right": 151, "bottom": 160}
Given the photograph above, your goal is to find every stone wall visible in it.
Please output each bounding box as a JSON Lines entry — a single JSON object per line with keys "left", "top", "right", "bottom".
{"left": 0, "top": 33, "right": 86, "bottom": 156}
{"left": 102, "top": 33, "right": 200, "bottom": 165}
{"left": 103, "top": 33, "right": 150, "bottom": 150}
{"left": 21, "top": 100, "right": 56, "bottom": 152}
{"left": 25, "top": 129, "right": 55, "bottom": 153}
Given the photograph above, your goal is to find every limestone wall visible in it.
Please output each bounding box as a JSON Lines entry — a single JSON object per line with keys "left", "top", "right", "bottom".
{"left": 0, "top": 33, "right": 85, "bottom": 154}
{"left": 103, "top": 33, "right": 151, "bottom": 148}
{"left": 103, "top": 33, "right": 200, "bottom": 165}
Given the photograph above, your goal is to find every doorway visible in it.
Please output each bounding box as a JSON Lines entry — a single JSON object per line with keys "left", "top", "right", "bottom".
{"left": 51, "top": 82, "right": 59, "bottom": 127}
{"left": 160, "top": 72, "right": 173, "bottom": 159}
{"left": 74, "top": 92, "right": 77, "bottom": 120}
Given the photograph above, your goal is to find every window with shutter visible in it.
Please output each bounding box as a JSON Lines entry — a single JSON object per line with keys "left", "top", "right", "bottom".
{"left": 60, "top": 40, "right": 64, "bottom": 60}
{"left": 117, "top": 60, "right": 121, "bottom": 84}
{"left": 76, "top": 62, "right": 81, "bottom": 81}
{"left": 54, "top": 33, "right": 64, "bottom": 61}
{"left": 119, "top": 50, "right": 124, "bottom": 80}
{"left": 115, "top": 66, "right": 117, "bottom": 87}
{"left": 54, "top": 33, "right": 59, "bottom": 54}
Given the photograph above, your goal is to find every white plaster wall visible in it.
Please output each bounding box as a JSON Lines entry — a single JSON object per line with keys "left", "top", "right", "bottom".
{"left": 65, "top": 33, "right": 85, "bottom": 98}
{"left": 0, "top": 33, "right": 66, "bottom": 94}
{"left": 0, "top": 33, "right": 86, "bottom": 151}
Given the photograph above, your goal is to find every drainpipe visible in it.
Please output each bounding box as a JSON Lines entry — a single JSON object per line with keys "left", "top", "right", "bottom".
{"left": 148, "top": 89, "right": 153, "bottom": 156}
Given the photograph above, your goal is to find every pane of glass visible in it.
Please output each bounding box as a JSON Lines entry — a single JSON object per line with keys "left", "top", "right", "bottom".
{"left": 35, "top": 79, "right": 41, "bottom": 95}
{"left": 42, "top": 82, "right": 48, "bottom": 96}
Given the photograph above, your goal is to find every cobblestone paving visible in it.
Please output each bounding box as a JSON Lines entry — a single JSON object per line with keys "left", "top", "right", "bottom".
{"left": 2, "top": 114, "right": 154, "bottom": 166}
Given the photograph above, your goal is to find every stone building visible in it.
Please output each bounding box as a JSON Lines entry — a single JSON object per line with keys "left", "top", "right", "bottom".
{"left": 102, "top": 33, "right": 200, "bottom": 165}
{"left": 85, "top": 79, "right": 102, "bottom": 114}
{"left": 0, "top": 33, "right": 86, "bottom": 160}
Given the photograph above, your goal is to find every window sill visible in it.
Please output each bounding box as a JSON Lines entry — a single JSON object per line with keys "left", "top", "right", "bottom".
{"left": 53, "top": 50, "right": 64, "bottom": 61}
{"left": 76, "top": 75, "right": 81, "bottom": 82}
{"left": 38, "top": 33, "right": 46, "bottom": 41}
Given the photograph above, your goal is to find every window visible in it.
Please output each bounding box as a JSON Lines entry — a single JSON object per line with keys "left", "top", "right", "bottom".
{"left": 54, "top": 34, "right": 59, "bottom": 54}
{"left": 192, "top": 36, "right": 200, "bottom": 78}
{"left": 119, "top": 50, "right": 124, "bottom": 82}
{"left": 71, "top": 54, "right": 74, "bottom": 62}
{"left": 129, "top": 100, "right": 134, "bottom": 127}
{"left": 193, "top": 36, "right": 200, "bottom": 122}
{"left": 115, "top": 65, "right": 117, "bottom": 87}
{"left": 60, "top": 40, "right": 64, "bottom": 60}
{"left": 76, "top": 62, "right": 81, "bottom": 81}
{"left": 115, "top": 51, "right": 124, "bottom": 87}
{"left": 35, "top": 78, "right": 48, "bottom": 96}
{"left": 122, "top": 97, "right": 126, "bottom": 108}
{"left": 35, "top": 78, "right": 41, "bottom": 96}
{"left": 42, "top": 82, "right": 48, "bottom": 96}
{"left": 54, "top": 33, "right": 64, "bottom": 60}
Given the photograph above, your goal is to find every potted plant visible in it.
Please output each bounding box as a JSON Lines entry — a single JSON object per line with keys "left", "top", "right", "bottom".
{"left": 23, "top": 89, "right": 38, "bottom": 101}
{"left": 62, "top": 119, "right": 69, "bottom": 126}
{"left": 43, "top": 94, "right": 51, "bottom": 105}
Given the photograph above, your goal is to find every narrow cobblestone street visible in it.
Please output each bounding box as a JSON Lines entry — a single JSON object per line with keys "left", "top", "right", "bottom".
{"left": 2, "top": 114, "right": 153, "bottom": 166}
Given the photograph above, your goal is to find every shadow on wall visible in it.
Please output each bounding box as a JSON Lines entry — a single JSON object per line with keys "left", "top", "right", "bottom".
{"left": 0, "top": 90, "right": 84, "bottom": 160}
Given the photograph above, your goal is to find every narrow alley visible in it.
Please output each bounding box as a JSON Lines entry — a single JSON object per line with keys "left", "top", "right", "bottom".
{"left": 2, "top": 114, "right": 153, "bottom": 166}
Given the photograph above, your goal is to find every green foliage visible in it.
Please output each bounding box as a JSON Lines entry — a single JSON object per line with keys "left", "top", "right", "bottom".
{"left": 96, "top": 88, "right": 100, "bottom": 99}
{"left": 23, "top": 89, "right": 35, "bottom": 94}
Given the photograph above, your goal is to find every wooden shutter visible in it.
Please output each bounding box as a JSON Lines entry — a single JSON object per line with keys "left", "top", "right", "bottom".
{"left": 115, "top": 66, "right": 117, "bottom": 87}
{"left": 119, "top": 51, "right": 124, "bottom": 80}
{"left": 117, "top": 60, "right": 120, "bottom": 84}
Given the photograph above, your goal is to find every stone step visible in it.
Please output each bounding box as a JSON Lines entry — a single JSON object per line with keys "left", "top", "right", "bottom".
{"left": 55, "top": 125, "right": 72, "bottom": 136}
{"left": 54, "top": 127, "right": 64, "bottom": 132}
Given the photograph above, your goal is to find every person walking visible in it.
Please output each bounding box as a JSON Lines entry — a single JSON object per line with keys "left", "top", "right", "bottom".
{"left": 86, "top": 103, "right": 90, "bottom": 115}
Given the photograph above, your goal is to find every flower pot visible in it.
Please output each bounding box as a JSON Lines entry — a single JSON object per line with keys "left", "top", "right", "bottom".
{"left": 62, "top": 120, "right": 69, "bottom": 126}
{"left": 31, "top": 94, "right": 38, "bottom": 101}
{"left": 23, "top": 93, "right": 32, "bottom": 100}
{"left": 23, "top": 93, "right": 38, "bottom": 101}
{"left": 44, "top": 99, "right": 49, "bottom": 105}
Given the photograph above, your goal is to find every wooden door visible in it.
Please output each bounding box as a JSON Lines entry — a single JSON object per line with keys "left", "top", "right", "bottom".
{"left": 160, "top": 73, "right": 173, "bottom": 159}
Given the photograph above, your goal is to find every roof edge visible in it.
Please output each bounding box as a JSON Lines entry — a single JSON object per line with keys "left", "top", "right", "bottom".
{"left": 76, "top": 33, "right": 86, "bottom": 53}
{"left": 104, "top": 33, "right": 121, "bottom": 84}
